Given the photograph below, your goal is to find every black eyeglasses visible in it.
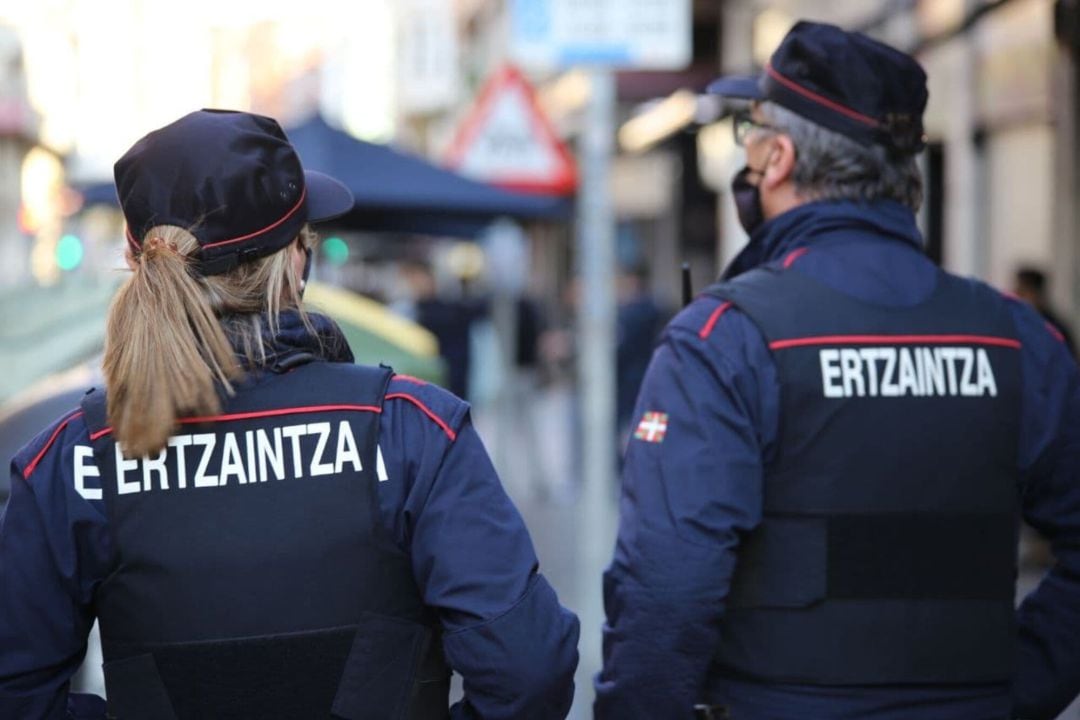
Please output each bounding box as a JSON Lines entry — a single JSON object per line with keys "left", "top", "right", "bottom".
{"left": 733, "top": 115, "right": 780, "bottom": 146}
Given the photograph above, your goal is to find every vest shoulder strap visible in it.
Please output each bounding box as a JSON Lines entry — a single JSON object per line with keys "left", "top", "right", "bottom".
{"left": 80, "top": 387, "right": 108, "bottom": 436}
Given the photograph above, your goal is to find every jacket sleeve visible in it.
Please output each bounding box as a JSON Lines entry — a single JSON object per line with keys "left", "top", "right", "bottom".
{"left": 378, "top": 379, "right": 580, "bottom": 720}
{"left": 594, "top": 299, "right": 779, "bottom": 719}
{"left": 0, "top": 413, "right": 111, "bottom": 720}
{"left": 1011, "top": 304, "right": 1080, "bottom": 719}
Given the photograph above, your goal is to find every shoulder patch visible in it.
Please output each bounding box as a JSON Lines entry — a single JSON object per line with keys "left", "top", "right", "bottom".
{"left": 633, "top": 411, "right": 669, "bottom": 443}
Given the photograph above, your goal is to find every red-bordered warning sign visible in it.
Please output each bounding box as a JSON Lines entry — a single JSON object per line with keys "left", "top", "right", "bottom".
{"left": 446, "top": 65, "right": 577, "bottom": 196}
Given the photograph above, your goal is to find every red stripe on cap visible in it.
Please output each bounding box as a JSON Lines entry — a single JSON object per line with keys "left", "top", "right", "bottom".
{"left": 768, "top": 334, "right": 1022, "bottom": 351}
{"left": 200, "top": 187, "right": 307, "bottom": 250}
{"left": 385, "top": 393, "right": 457, "bottom": 441}
{"left": 23, "top": 410, "right": 84, "bottom": 479}
{"left": 124, "top": 227, "right": 141, "bottom": 253}
{"left": 699, "top": 301, "right": 734, "bottom": 340}
{"left": 766, "top": 63, "right": 880, "bottom": 128}
{"left": 783, "top": 247, "right": 810, "bottom": 268}
{"left": 88, "top": 403, "right": 383, "bottom": 441}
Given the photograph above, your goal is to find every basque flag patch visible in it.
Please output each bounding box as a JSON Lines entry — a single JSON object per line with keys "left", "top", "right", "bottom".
{"left": 634, "top": 411, "right": 669, "bottom": 443}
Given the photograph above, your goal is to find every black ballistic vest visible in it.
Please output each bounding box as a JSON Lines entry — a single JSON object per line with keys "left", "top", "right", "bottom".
{"left": 704, "top": 265, "right": 1022, "bottom": 685}
{"left": 81, "top": 361, "right": 449, "bottom": 720}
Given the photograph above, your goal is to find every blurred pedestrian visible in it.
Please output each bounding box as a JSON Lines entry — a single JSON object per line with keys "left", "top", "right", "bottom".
{"left": 0, "top": 109, "right": 578, "bottom": 720}
{"left": 505, "top": 294, "right": 551, "bottom": 495}
{"left": 1015, "top": 265, "right": 1077, "bottom": 357}
{"left": 596, "top": 21, "right": 1080, "bottom": 720}
{"left": 1012, "top": 267, "right": 1071, "bottom": 574}
{"left": 615, "top": 266, "right": 667, "bottom": 450}
{"left": 400, "top": 259, "right": 483, "bottom": 400}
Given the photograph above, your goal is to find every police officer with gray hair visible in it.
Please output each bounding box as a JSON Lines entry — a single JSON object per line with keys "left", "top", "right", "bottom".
{"left": 596, "top": 21, "right": 1080, "bottom": 720}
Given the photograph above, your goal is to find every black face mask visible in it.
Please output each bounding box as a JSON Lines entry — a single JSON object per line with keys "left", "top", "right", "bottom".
{"left": 731, "top": 165, "right": 766, "bottom": 234}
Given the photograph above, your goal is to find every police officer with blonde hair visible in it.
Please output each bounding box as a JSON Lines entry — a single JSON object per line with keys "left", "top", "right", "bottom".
{"left": 0, "top": 109, "right": 579, "bottom": 719}
{"left": 596, "top": 22, "right": 1080, "bottom": 719}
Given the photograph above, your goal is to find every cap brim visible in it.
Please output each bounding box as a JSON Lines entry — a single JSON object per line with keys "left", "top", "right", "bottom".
{"left": 304, "top": 170, "right": 354, "bottom": 223}
{"left": 706, "top": 75, "right": 764, "bottom": 100}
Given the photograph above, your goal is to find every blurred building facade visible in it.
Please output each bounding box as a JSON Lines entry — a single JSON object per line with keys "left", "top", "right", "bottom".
{"left": 0, "top": 25, "right": 40, "bottom": 289}
{"left": 408, "top": 0, "right": 1079, "bottom": 335}
{"left": 396, "top": 1, "right": 725, "bottom": 316}
{"left": 1, "top": 0, "right": 1077, "bottom": 329}
{"left": 0, "top": 0, "right": 399, "bottom": 288}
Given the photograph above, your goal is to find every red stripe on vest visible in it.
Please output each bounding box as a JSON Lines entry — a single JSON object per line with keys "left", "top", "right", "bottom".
{"left": 769, "top": 334, "right": 1022, "bottom": 351}
{"left": 23, "top": 410, "right": 84, "bottom": 479}
{"left": 384, "top": 393, "right": 457, "bottom": 441}
{"left": 699, "top": 302, "right": 734, "bottom": 340}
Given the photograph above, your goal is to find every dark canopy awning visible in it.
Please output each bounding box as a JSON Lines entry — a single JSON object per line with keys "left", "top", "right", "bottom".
{"left": 285, "top": 115, "right": 571, "bottom": 236}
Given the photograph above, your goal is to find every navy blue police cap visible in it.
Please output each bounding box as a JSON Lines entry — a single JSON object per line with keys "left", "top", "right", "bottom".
{"left": 708, "top": 21, "right": 928, "bottom": 154}
{"left": 114, "top": 109, "right": 353, "bottom": 276}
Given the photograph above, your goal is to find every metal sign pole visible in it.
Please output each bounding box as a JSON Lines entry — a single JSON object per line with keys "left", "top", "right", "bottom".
{"left": 578, "top": 68, "right": 616, "bottom": 505}
{"left": 574, "top": 67, "right": 617, "bottom": 710}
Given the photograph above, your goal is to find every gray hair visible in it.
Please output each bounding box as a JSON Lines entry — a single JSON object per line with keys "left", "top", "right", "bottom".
{"left": 758, "top": 101, "right": 923, "bottom": 212}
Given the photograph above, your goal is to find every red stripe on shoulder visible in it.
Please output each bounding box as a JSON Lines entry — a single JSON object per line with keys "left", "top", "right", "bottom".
{"left": 392, "top": 374, "right": 428, "bottom": 386}
{"left": 783, "top": 247, "right": 810, "bottom": 268}
{"left": 384, "top": 393, "right": 458, "bottom": 441}
{"left": 1046, "top": 321, "right": 1066, "bottom": 344}
{"left": 699, "top": 301, "right": 734, "bottom": 340}
{"left": 23, "top": 410, "right": 84, "bottom": 480}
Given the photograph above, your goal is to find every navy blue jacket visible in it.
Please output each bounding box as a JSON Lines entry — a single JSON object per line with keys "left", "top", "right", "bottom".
{"left": 595, "top": 200, "right": 1080, "bottom": 720}
{"left": 0, "top": 312, "right": 580, "bottom": 720}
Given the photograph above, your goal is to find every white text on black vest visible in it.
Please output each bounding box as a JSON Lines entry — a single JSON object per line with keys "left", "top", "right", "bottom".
{"left": 818, "top": 347, "right": 997, "bottom": 398}
{"left": 72, "top": 421, "right": 366, "bottom": 499}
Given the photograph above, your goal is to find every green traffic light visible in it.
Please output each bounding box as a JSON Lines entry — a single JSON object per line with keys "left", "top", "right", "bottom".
{"left": 322, "top": 236, "right": 349, "bottom": 266}
{"left": 56, "top": 234, "right": 84, "bottom": 271}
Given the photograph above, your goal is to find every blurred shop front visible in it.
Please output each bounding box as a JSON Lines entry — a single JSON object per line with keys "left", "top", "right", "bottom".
{"left": 919, "top": 0, "right": 1060, "bottom": 292}
{"left": 604, "top": 5, "right": 722, "bottom": 306}
{"left": 902, "top": 0, "right": 1076, "bottom": 337}
{"left": 0, "top": 25, "right": 41, "bottom": 290}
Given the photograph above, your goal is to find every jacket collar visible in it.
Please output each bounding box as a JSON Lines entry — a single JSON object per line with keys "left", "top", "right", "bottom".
{"left": 228, "top": 309, "right": 354, "bottom": 373}
{"left": 722, "top": 199, "right": 923, "bottom": 280}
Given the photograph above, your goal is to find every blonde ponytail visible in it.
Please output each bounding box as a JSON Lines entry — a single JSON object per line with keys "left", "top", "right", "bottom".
{"left": 104, "top": 224, "right": 318, "bottom": 458}
{"left": 104, "top": 226, "right": 240, "bottom": 458}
